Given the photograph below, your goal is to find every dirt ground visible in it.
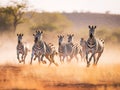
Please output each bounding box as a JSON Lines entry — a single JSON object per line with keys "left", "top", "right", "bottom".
{"left": 0, "top": 63, "right": 120, "bottom": 90}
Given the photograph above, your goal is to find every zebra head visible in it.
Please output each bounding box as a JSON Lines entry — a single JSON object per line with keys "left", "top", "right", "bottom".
{"left": 58, "top": 35, "right": 64, "bottom": 46}
{"left": 33, "top": 30, "right": 43, "bottom": 43}
{"left": 17, "top": 33, "right": 23, "bottom": 43}
{"left": 67, "top": 34, "right": 74, "bottom": 43}
{"left": 88, "top": 25, "right": 96, "bottom": 39}
{"left": 80, "top": 38, "right": 86, "bottom": 47}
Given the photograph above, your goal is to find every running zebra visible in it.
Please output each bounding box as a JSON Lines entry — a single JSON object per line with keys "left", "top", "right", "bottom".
{"left": 80, "top": 38, "right": 87, "bottom": 62}
{"left": 58, "top": 35, "right": 74, "bottom": 63}
{"left": 16, "top": 33, "right": 28, "bottom": 64}
{"left": 30, "top": 30, "right": 58, "bottom": 66}
{"left": 67, "top": 34, "right": 80, "bottom": 62}
{"left": 30, "top": 30, "right": 46, "bottom": 64}
{"left": 85, "top": 25, "right": 104, "bottom": 67}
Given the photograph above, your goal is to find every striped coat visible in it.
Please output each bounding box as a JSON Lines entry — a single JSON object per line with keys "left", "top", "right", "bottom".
{"left": 16, "top": 34, "right": 28, "bottom": 64}
{"left": 30, "top": 31, "right": 58, "bottom": 66}
{"left": 86, "top": 25, "right": 104, "bottom": 67}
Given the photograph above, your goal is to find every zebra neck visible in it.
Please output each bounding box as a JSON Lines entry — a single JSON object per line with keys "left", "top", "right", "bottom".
{"left": 68, "top": 42, "right": 74, "bottom": 47}
{"left": 18, "top": 41, "right": 22, "bottom": 44}
{"left": 88, "top": 38, "right": 96, "bottom": 44}
{"left": 59, "top": 42, "right": 61, "bottom": 46}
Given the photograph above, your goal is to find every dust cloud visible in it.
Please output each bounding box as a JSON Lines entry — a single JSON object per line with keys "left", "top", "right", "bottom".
{"left": 0, "top": 31, "right": 120, "bottom": 90}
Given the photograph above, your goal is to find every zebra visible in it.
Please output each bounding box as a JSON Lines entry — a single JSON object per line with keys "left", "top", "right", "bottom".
{"left": 58, "top": 35, "right": 74, "bottom": 63}
{"left": 30, "top": 30, "right": 46, "bottom": 64}
{"left": 85, "top": 25, "right": 104, "bottom": 67}
{"left": 44, "top": 43, "right": 58, "bottom": 66}
{"left": 80, "top": 38, "right": 88, "bottom": 62}
{"left": 30, "top": 30, "right": 58, "bottom": 66}
{"left": 67, "top": 34, "right": 80, "bottom": 62}
{"left": 16, "top": 33, "right": 28, "bottom": 64}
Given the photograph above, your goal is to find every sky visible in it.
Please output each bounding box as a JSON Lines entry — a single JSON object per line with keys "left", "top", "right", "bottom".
{"left": 0, "top": 0, "right": 120, "bottom": 14}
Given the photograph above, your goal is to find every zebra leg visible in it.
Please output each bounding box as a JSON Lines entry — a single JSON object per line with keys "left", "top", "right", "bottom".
{"left": 21, "top": 53, "right": 24, "bottom": 61}
{"left": 93, "top": 55, "right": 96, "bottom": 66}
{"left": 59, "top": 55, "right": 62, "bottom": 63}
{"left": 79, "top": 51, "right": 83, "bottom": 61}
{"left": 38, "top": 55, "right": 41, "bottom": 64}
{"left": 62, "top": 56, "right": 65, "bottom": 63}
{"left": 67, "top": 56, "right": 69, "bottom": 62}
{"left": 45, "top": 55, "right": 52, "bottom": 66}
{"left": 75, "top": 55, "right": 79, "bottom": 62}
{"left": 83, "top": 54, "right": 86, "bottom": 62}
{"left": 23, "top": 48, "right": 27, "bottom": 64}
{"left": 50, "top": 55, "right": 58, "bottom": 66}
{"left": 88, "top": 53, "right": 95, "bottom": 66}
{"left": 69, "top": 55, "right": 74, "bottom": 63}
{"left": 95, "top": 52, "right": 102, "bottom": 65}
{"left": 41, "top": 54, "right": 46, "bottom": 64}
{"left": 34, "top": 55, "right": 37, "bottom": 61}
{"left": 17, "top": 53, "right": 21, "bottom": 63}
{"left": 30, "top": 52, "right": 34, "bottom": 65}
{"left": 23, "top": 54, "right": 26, "bottom": 64}
{"left": 23, "top": 53, "right": 27, "bottom": 64}
{"left": 86, "top": 52, "right": 90, "bottom": 67}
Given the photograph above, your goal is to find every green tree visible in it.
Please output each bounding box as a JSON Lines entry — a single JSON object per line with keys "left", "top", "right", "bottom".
{"left": 1, "top": 2, "right": 27, "bottom": 33}
{"left": 0, "top": 7, "right": 12, "bottom": 32}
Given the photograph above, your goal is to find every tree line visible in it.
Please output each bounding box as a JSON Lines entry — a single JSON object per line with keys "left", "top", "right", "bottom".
{"left": 0, "top": 2, "right": 72, "bottom": 34}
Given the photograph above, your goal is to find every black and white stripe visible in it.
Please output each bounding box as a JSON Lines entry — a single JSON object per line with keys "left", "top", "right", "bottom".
{"left": 67, "top": 34, "right": 80, "bottom": 62}
{"left": 16, "top": 33, "right": 28, "bottom": 64}
{"left": 58, "top": 35, "right": 78, "bottom": 63}
{"left": 85, "top": 25, "right": 104, "bottom": 67}
{"left": 30, "top": 30, "right": 46, "bottom": 64}
{"left": 30, "top": 30, "right": 58, "bottom": 66}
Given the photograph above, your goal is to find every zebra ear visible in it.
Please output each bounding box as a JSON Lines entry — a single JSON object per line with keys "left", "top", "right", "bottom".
{"left": 36, "top": 30, "right": 38, "bottom": 33}
{"left": 22, "top": 34, "right": 24, "bottom": 36}
{"left": 72, "top": 34, "right": 74, "bottom": 37}
{"left": 41, "top": 31, "right": 43, "bottom": 34}
{"left": 33, "top": 34, "right": 35, "bottom": 36}
{"left": 17, "top": 34, "right": 18, "bottom": 36}
{"left": 88, "top": 25, "right": 91, "bottom": 29}
{"left": 94, "top": 26, "right": 96, "bottom": 29}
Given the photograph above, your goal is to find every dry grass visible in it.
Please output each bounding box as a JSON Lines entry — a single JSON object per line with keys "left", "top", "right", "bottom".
{"left": 0, "top": 63, "right": 120, "bottom": 90}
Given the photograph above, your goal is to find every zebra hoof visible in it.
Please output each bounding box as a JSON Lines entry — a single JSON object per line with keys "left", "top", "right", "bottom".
{"left": 87, "top": 63, "right": 90, "bottom": 67}
{"left": 42, "top": 60, "right": 46, "bottom": 64}
{"left": 19, "top": 61, "right": 21, "bottom": 63}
